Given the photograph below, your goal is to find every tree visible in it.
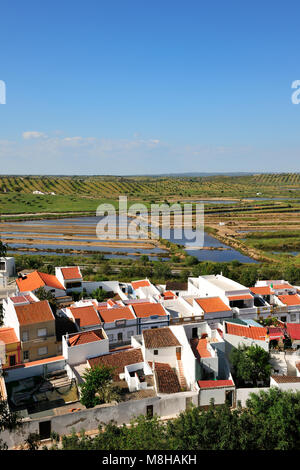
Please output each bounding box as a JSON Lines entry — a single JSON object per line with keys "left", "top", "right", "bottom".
{"left": 245, "top": 387, "right": 300, "bottom": 450}
{"left": 0, "top": 240, "right": 7, "bottom": 258}
{"left": 51, "top": 389, "right": 300, "bottom": 450}
{"left": 34, "top": 287, "right": 58, "bottom": 314}
{"left": 230, "top": 344, "right": 271, "bottom": 387}
{"left": 0, "top": 399, "right": 21, "bottom": 450}
{"left": 79, "top": 365, "right": 120, "bottom": 408}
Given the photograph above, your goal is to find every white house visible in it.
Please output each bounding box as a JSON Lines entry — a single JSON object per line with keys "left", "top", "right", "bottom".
{"left": 97, "top": 305, "right": 138, "bottom": 345}
{"left": 0, "top": 257, "right": 16, "bottom": 287}
{"left": 55, "top": 266, "right": 83, "bottom": 293}
{"left": 223, "top": 320, "right": 269, "bottom": 356}
{"left": 62, "top": 328, "right": 109, "bottom": 366}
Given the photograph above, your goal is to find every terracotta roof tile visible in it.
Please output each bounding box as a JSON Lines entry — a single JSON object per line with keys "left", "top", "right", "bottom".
{"left": 163, "top": 291, "right": 177, "bottom": 299}
{"left": 225, "top": 322, "right": 267, "bottom": 340}
{"left": 88, "top": 348, "right": 143, "bottom": 379}
{"left": 61, "top": 267, "right": 82, "bottom": 280}
{"left": 272, "top": 283, "right": 294, "bottom": 290}
{"left": 250, "top": 286, "right": 271, "bottom": 296}
{"left": 228, "top": 294, "right": 253, "bottom": 301}
{"left": 69, "top": 305, "right": 101, "bottom": 327}
{"left": 195, "top": 297, "right": 231, "bottom": 313}
{"left": 68, "top": 329, "right": 105, "bottom": 346}
{"left": 131, "top": 279, "right": 151, "bottom": 290}
{"left": 0, "top": 327, "right": 20, "bottom": 345}
{"left": 154, "top": 363, "right": 181, "bottom": 394}
{"left": 98, "top": 306, "right": 135, "bottom": 323}
{"left": 277, "top": 294, "right": 300, "bottom": 306}
{"left": 15, "top": 300, "right": 55, "bottom": 325}
{"left": 24, "top": 355, "right": 64, "bottom": 367}
{"left": 131, "top": 302, "right": 167, "bottom": 318}
{"left": 143, "top": 327, "right": 181, "bottom": 349}
{"left": 271, "top": 375, "right": 300, "bottom": 384}
{"left": 190, "top": 338, "right": 211, "bottom": 359}
{"left": 198, "top": 380, "right": 234, "bottom": 389}
{"left": 16, "top": 271, "right": 65, "bottom": 292}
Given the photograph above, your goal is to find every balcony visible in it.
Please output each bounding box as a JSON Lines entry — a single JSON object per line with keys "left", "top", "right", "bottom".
{"left": 21, "top": 335, "right": 57, "bottom": 344}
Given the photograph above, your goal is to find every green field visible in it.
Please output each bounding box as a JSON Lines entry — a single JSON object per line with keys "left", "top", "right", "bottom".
{"left": 0, "top": 173, "right": 299, "bottom": 200}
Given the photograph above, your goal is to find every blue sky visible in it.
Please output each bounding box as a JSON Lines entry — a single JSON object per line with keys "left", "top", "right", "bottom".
{"left": 0, "top": 0, "right": 300, "bottom": 175}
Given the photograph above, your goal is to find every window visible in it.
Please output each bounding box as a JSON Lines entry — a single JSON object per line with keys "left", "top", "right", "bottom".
{"left": 281, "top": 316, "right": 287, "bottom": 322}
{"left": 22, "top": 331, "right": 29, "bottom": 341}
{"left": 117, "top": 332, "right": 123, "bottom": 341}
{"left": 37, "top": 328, "right": 47, "bottom": 337}
{"left": 108, "top": 334, "right": 114, "bottom": 341}
{"left": 290, "top": 314, "right": 297, "bottom": 322}
{"left": 146, "top": 405, "right": 153, "bottom": 419}
{"left": 127, "top": 330, "right": 134, "bottom": 338}
{"left": 38, "top": 346, "right": 48, "bottom": 356}
{"left": 154, "top": 350, "right": 158, "bottom": 355}
{"left": 23, "top": 350, "right": 29, "bottom": 360}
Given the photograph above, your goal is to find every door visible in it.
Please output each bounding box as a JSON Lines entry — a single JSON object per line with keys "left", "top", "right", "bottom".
{"left": 9, "top": 355, "right": 16, "bottom": 367}
{"left": 176, "top": 347, "right": 181, "bottom": 360}
{"left": 39, "top": 420, "right": 51, "bottom": 440}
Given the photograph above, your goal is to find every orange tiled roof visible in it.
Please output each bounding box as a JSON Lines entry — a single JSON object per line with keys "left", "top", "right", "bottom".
{"left": 250, "top": 286, "right": 271, "bottom": 296}
{"left": 195, "top": 297, "right": 231, "bottom": 313}
{"left": 272, "top": 283, "right": 294, "bottom": 290}
{"left": 68, "top": 329, "right": 105, "bottom": 346}
{"left": 61, "top": 267, "right": 82, "bottom": 280}
{"left": 131, "top": 279, "right": 151, "bottom": 290}
{"left": 198, "top": 380, "right": 234, "bottom": 389}
{"left": 69, "top": 305, "right": 101, "bottom": 327}
{"left": 16, "top": 271, "right": 65, "bottom": 292}
{"left": 131, "top": 302, "right": 167, "bottom": 318}
{"left": 190, "top": 338, "right": 211, "bottom": 359}
{"left": 163, "top": 291, "right": 177, "bottom": 299}
{"left": 24, "top": 355, "right": 64, "bottom": 367}
{"left": 225, "top": 322, "right": 267, "bottom": 340}
{"left": 15, "top": 300, "right": 55, "bottom": 325}
{"left": 0, "top": 327, "right": 19, "bottom": 345}
{"left": 277, "top": 294, "right": 300, "bottom": 306}
{"left": 228, "top": 294, "right": 253, "bottom": 301}
{"left": 98, "top": 306, "right": 135, "bottom": 323}
{"left": 143, "top": 327, "right": 181, "bottom": 349}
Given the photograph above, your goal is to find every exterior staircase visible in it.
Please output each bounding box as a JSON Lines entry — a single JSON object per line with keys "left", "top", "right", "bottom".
{"left": 177, "top": 360, "right": 188, "bottom": 391}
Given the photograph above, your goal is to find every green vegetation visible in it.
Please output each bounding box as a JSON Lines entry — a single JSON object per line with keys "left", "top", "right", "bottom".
{"left": 41, "top": 388, "right": 300, "bottom": 450}
{"left": 229, "top": 345, "right": 272, "bottom": 387}
{"left": 0, "top": 173, "right": 300, "bottom": 204}
{"left": 0, "top": 399, "right": 21, "bottom": 450}
{"left": 0, "top": 241, "right": 7, "bottom": 257}
{"left": 79, "top": 365, "right": 121, "bottom": 408}
{"left": 11, "top": 253, "right": 300, "bottom": 287}
{"left": 34, "top": 287, "right": 58, "bottom": 314}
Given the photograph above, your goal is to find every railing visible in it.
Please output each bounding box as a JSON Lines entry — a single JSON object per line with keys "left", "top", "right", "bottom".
{"left": 170, "top": 316, "right": 204, "bottom": 325}
{"left": 21, "top": 335, "right": 56, "bottom": 344}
